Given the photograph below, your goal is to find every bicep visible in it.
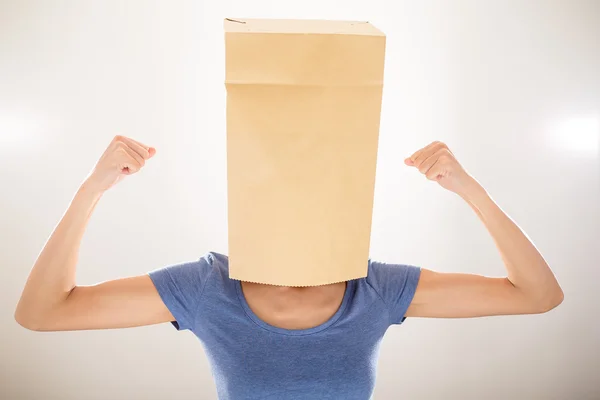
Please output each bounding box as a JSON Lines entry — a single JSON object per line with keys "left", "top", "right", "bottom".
{"left": 41, "top": 275, "right": 174, "bottom": 331}
{"left": 405, "top": 269, "right": 538, "bottom": 318}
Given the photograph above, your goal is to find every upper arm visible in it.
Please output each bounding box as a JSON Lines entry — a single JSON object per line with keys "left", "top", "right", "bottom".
{"left": 31, "top": 256, "right": 214, "bottom": 332}
{"left": 405, "top": 268, "right": 545, "bottom": 318}
{"left": 42, "top": 274, "right": 175, "bottom": 331}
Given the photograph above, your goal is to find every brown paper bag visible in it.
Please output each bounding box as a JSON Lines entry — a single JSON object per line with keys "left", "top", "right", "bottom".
{"left": 224, "top": 18, "right": 386, "bottom": 286}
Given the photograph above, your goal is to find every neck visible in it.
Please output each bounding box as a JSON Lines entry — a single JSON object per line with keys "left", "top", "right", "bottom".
{"left": 241, "top": 281, "right": 346, "bottom": 304}
{"left": 239, "top": 281, "right": 348, "bottom": 330}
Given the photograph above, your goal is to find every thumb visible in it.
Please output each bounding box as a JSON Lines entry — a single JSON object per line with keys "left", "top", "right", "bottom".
{"left": 148, "top": 147, "right": 156, "bottom": 158}
{"left": 404, "top": 158, "right": 414, "bottom": 166}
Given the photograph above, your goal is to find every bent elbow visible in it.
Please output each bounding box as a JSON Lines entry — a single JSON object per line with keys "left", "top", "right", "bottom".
{"left": 535, "top": 288, "right": 564, "bottom": 314}
{"left": 14, "top": 311, "right": 41, "bottom": 331}
{"left": 14, "top": 306, "right": 50, "bottom": 332}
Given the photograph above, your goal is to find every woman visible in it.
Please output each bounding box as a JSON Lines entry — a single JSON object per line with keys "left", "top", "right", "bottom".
{"left": 15, "top": 135, "right": 563, "bottom": 399}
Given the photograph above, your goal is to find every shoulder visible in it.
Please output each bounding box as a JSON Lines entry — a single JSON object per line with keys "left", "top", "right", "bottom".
{"left": 364, "top": 259, "right": 422, "bottom": 303}
{"left": 364, "top": 258, "right": 422, "bottom": 324}
{"left": 206, "top": 252, "right": 229, "bottom": 268}
{"left": 148, "top": 251, "right": 229, "bottom": 284}
{"left": 186, "top": 251, "right": 230, "bottom": 277}
{"left": 366, "top": 259, "right": 421, "bottom": 284}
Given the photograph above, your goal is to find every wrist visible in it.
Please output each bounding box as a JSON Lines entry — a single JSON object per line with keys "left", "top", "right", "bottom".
{"left": 457, "top": 176, "right": 488, "bottom": 205}
{"left": 76, "top": 180, "right": 105, "bottom": 203}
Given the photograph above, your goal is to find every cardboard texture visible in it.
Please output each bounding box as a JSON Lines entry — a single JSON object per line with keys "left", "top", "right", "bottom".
{"left": 224, "top": 18, "right": 386, "bottom": 286}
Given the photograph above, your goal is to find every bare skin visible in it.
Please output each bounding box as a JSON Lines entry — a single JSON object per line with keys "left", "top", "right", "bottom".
{"left": 240, "top": 281, "right": 347, "bottom": 330}
{"left": 14, "top": 136, "right": 563, "bottom": 332}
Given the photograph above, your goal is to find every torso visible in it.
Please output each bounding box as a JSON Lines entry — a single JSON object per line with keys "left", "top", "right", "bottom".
{"left": 240, "top": 281, "right": 347, "bottom": 330}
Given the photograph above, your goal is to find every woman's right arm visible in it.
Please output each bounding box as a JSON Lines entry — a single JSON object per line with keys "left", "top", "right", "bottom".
{"left": 14, "top": 135, "right": 173, "bottom": 331}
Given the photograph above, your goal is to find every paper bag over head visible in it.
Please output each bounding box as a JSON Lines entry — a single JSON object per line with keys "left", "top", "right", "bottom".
{"left": 224, "top": 18, "right": 386, "bottom": 286}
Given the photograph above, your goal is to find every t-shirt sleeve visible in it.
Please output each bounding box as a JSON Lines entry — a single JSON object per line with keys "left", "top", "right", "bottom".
{"left": 148, "top": 254, "right": 214, "bottom": 331}
{"left": 366, "top": 259, "right": 422, "bottom": 325}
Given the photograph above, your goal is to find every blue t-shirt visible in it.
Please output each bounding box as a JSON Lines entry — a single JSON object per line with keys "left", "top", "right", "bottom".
{"left": 149, "top": 252, "right": 421, "bottom": 400}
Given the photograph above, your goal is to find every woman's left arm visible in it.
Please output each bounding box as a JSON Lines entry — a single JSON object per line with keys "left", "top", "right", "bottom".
{"left": 403, "top": 141, "right": 563, "bottom": 318}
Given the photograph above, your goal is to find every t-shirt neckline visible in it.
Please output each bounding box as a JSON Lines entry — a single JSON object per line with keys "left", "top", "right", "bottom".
{"left": 235, "top": 279, "right": 354, "bottom": 336}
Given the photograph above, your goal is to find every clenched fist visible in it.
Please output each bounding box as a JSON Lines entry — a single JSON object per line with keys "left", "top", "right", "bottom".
{"left": 83, "top": 135, "right": 156, "bottom": 194}
{"left": 404, "top": 141, "right": 479, "bottom": 197}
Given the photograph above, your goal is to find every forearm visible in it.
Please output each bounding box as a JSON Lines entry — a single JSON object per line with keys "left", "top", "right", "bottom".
{"left": 460, "top": 179, "right": 563, "bottom": 305}
{"left": 15, "top": 182, "right": 103, "bottom": 326}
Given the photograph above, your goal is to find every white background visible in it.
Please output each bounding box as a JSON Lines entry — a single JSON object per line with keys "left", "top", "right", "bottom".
{"left": 1, "top": 1, "right": 599, "bottom": 399}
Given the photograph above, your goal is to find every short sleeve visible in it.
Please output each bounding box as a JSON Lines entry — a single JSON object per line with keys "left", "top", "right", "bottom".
{"left": 366, "top": 259, "right": 422, "bottom": 325}
{"left": 148, "top": 254, "right": 214, "bottom": 331}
